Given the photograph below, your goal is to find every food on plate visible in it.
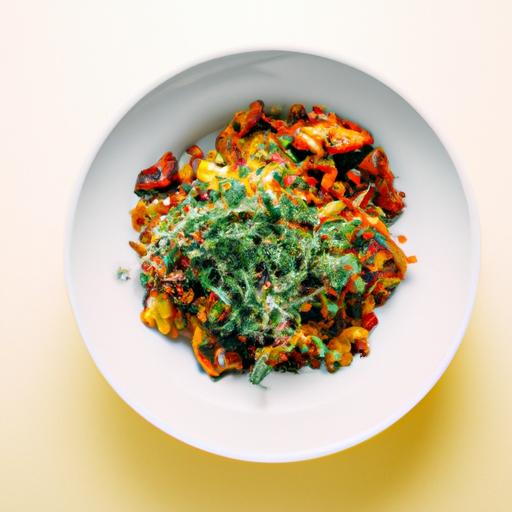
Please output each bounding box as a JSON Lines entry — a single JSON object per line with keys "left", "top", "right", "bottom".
{"left": 129, "top": 100, "right": 414, "bottom": 384}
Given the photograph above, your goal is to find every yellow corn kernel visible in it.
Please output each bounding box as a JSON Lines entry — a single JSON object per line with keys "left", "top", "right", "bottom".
{"left": 140, "top": 308, "right": 155, "bottom": 328}
{"left": 155, "top": 295, "right": 172, "bottom": 319}
{"left": 140, "top": 293, "right": 178, "bottom": 336}
{"left": 197, "top": 160, "right": 225, "bottom": 182}
{"left": 155, "top": 315, "right": 171, "bottom": 335}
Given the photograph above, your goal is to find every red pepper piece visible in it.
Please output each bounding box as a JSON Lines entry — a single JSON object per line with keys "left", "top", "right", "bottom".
{"left": 346, "top": 169, "right": 361, "bottom": 186}
{"left": 134, "top": 152, "right": 178, "bottom": 196}
{"left": 304, "top": 176, "right": 318, "bottom": 187}
{"left": 283, "top": 175, "right": 297, "bottom": 187}
{"left": 359, "top": 186, "right": 374, "bottom": 209}
{"left": 235, "top": 100, "right": 264, "bottom": 136}
{"left": 262, "top": 112, "right": 287, "bottom": 131}
{"left": 301, "top": 159, "right": 338, "bottom": 190}
{"left": 358, "top": 148, "right": 405, "bottom": 216}
{"left": 362, "top": 312, "right": 379, "bottom": 331}
{"left": 215, "top": 101, "right": 264, "bottom": 165}
{"left": 375, "top": 179, "right": 405, "bottom": 215}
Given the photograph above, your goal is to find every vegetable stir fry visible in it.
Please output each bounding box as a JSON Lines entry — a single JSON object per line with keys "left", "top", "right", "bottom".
{"left": 129, "top": 101, "right": 414, "bottom": 384}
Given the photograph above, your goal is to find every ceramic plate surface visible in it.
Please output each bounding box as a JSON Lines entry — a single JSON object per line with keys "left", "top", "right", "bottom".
{"left": 66, "top": 50, "right": 479, "bottom": 462}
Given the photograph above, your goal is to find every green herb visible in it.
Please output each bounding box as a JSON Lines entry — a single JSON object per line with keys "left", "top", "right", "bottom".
{"left": 278, "top": 135, "right": 293, "bottom": 148}
{"left": 278, "top": 195, "right": 319, "bottom": 226}
{"left": 139, "top": 272, "right": 148, "bottom": 287}
{"left": 310, "top": 336, "right": 328, "bottom": 357}
{"left": 353, "top": 276, "right": 366, "bottom": 294}
{"left": 249, "top": 354, "right": 272, "bottom": 385}
{"left": 312, "top": 253, "right": 361, "bottom": 291}
{"left": 238, "top": 166, "right": 250, "bottom": 178}
{"left": 221, "top": 179, "right": 247, "bottom": 208}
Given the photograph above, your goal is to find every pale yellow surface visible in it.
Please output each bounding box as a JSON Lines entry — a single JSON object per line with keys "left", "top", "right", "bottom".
{"left": 1, "top": 1, "right": 510, "bottom": 510}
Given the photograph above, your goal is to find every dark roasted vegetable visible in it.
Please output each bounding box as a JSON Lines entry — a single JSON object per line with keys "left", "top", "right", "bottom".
{"left": 134, "top": 152, "right": 178, "bottom": 196}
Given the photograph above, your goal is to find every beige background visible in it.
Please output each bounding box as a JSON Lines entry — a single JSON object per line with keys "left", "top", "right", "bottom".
{"left": 1, "top": 0, "right": 510, "bottom": 510}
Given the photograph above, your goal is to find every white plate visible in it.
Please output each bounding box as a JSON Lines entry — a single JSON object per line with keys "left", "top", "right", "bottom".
{"left": 66, "top": 50, "right": 479, "bottom": 462}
